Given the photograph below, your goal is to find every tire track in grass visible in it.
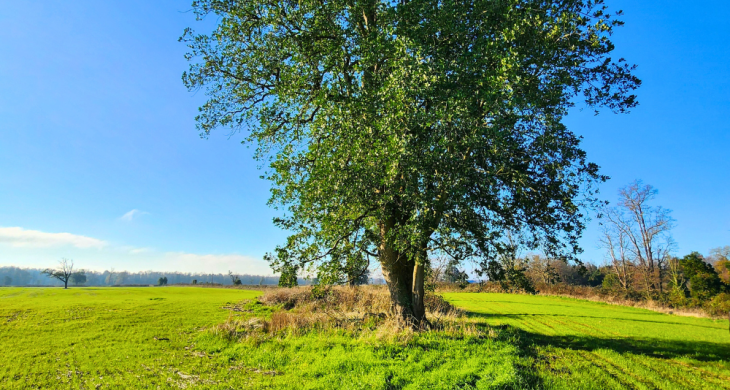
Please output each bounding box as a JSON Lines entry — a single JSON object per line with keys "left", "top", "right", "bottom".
{"left": 622, "top": 353, "right": 714, "bottom": 390}
{"left": 528, "top": 317, "right": 559, "bottom": 336}
{"left": 576, "top": 350, "right": 648, "bottom": 390}
{"left": 546, "top": 317, "right": 609, "bottom": 338}
{"left": 535, "top": 314, "right": 610, "bottom": 338}
{"left": 553, "top": 348, "right": 630, "bottom": 389}
{"left": 475, "top": 301, "right": 545, "bottom": 334}
{"left": 603, "top": 351, "right": 689, "bottom": 390}
{"left": 665, "top": 359, "right": 730, "bottom": 389}
{"left": 512, "top": 315, "right": 549, "bottom": 335}
{"left": 569, "top": 318, "right": 624, "bottom": 339}
{"left": 590, "top": 349, "right": 688, "bottom": 390}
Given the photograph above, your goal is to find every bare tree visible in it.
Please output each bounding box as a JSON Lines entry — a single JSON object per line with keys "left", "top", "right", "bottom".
{"left": 42, "top": 258, "right": 74, "bottom": 289}
{"left": 599, "top": 223, "right": 633, "bottom": 291}
{"left": 105, "top": 268, "right": 116, "bottom": 286}
{"left": 428, "top": 256, "right": 450, "bottom": 284}
{"left": 709, "top": 246, "right": 730, "bottom": 283}
{"left": 666, "top": 256, "right": 686, "bottom": 295}
{"left": 600, "top": 181, "right": 674, "bottom": 297}
{"left": 228, "top": 270, "right": 242, "bottom": 285}
{"left": 525, "top": 254, "right": 562, "bottom": 286}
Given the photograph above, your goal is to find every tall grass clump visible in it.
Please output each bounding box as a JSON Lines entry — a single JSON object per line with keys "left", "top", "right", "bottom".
{"left": 212, "top": 285, "right": 484, "bottom": 342}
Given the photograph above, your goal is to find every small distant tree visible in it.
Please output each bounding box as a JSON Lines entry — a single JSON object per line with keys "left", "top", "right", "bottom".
{"left": 228, "top": 271, "right": 242, "bottom": 285}
{"left": 480, "top": 237, "right": 534, "bottom": 293}
{"left": 42, "top": 258, "right": 74, "bottom": 289}
{"left": 525, "top": 255, "right": 562, "bottom": 286}
{"left": 428, "top": 256, "right": 450, "bottom": 284}
{"left": 343, "top": 252, "right": 370, "bottom": 287}
{"left": 158, "top": 277, "right": 168, "bottom": 286}
{"left": 70, "top": 270, "right": 87, "bottom": 286}
{"left": 3, "top": 276, "right": 11, "bottom": 286}
{"left": 444, "top": 258, "right": 470, "bottom": 289}
{"left": 105, "top": 268, "right": 116, "bottom": 286}
{"left": 114, "top": 271, "right": 129, "bottom": 286}
{"left": 192, "top": 279, "right": 198, "bottom": 285}
{"left": 584, "top": 265, "right": 605, "bottom": 287}
{"left": 666, "top": 256, "right": 687, "bottom": 303}
{"left": 278, "top": 263, "right": 298, "bottom": 288}
{"left": 709, "top": 246, "right": 730, "bottom": 284}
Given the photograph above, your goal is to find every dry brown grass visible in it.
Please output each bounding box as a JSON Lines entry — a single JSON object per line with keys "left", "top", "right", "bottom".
{"left": 212, "top": 285, "right": 483, "bottom": 342}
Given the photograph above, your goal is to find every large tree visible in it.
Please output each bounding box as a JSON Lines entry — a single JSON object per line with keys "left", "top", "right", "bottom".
{"left": 182, "top": 0, "right": 640, "bottom": 323}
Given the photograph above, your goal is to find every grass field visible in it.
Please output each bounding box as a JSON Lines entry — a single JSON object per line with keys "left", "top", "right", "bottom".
{"left": 444, "top": 293, "right": 730, "bottom": 389}
{"left": 1, "top": 287, "right": 728, "bottom": 389}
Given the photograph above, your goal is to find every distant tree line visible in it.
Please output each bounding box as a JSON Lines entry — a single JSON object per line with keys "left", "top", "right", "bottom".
{"left": 469, "top": 249, "right": 730, "bottom": 316}
{"left": 0, "top": 266, "right": 301, "bottom": 287}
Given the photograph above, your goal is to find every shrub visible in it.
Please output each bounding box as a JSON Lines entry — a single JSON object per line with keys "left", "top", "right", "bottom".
{"left": 688, "top": 273, "right": 723, "bottom": 300}
{"left": 703, "top": 293, "right": 730, "bottom": 317}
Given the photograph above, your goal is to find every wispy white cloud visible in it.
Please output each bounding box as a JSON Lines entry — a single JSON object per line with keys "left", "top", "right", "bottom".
{"left": 162, "top": 252, "right": 272, "bottom": 275}
{"left": 120, "top": 209, "right": 148, "bottom": 222}
{"left": 129, "top": 247, "right": 152, "bottom": 254}
{"left": 0, "top": 227, "right": 106, "bottom": 249}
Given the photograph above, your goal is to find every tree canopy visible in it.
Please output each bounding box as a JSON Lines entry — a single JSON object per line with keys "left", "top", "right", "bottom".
{"left": 182, "top": 0, "right": 640, "bottom": 322}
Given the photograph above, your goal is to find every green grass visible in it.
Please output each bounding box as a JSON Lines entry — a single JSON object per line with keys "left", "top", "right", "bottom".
{"left": 0, "top": 287, "right": 261, "bottom": 389}
{"left": 1, "top": 287, "right": 728, "bottom": 389}
{"left": 444, "top": 293, "right": 730, "bottom": 389}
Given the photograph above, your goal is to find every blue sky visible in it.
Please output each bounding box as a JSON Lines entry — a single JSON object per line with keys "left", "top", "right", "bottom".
{"left": 0, "top": 1, "right": 728, "bottom": 275}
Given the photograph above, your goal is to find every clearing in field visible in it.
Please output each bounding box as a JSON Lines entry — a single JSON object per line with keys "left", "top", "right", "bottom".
{"left": 1, "top": 287, "right": 728, "bottom": 389}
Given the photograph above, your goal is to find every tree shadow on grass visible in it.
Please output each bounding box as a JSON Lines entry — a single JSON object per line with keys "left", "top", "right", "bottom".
{"left": 474, "top": 312, "right": 724, "bottom": 331}
{"left": 469, "top": 312, "right": 730, "bottom": 364}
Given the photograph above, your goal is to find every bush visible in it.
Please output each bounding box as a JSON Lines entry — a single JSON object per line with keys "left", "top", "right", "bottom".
{"left": 688, "top": 273, "right": 723, "bottom": 300}
{"left": 704, "top": 293, "right": 730, "bottom": 317}
{"left": 666, "top": 287, "right": 689, "bottom": 308}
{"left": 601, "top": 273, "right": 621, "bottom": 291}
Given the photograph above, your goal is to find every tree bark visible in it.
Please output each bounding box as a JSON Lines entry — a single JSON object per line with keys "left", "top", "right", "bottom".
{"left": 378, "top": 215, "right": 427, "bottom": 325}
{"left": 379, "top": 239, "right": 414, "bottom": 318}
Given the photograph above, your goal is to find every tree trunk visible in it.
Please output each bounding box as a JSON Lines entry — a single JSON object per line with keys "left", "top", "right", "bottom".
{"left": 378, "top": 217, "right": 426, "bottom": 325}
{"left": 64, "top": 280, "right": 68, "bottom": 289}
{"left": 380, "top": 245, "right": 415, "bottom": 319}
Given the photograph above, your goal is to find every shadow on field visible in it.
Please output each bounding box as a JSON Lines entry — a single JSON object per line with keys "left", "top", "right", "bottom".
{"left": 477, "top": 312, "right": 723, "bottom": 331}
{"left": 469, "top": 312, "right": 730, "bottom": 364}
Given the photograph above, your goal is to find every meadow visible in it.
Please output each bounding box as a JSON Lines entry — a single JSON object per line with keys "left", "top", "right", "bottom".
{"left": 1, "top": 287, "right": 728, "bottom": 389}
{"left": 444, "top": 293, "right": 730, "bottom": 389}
